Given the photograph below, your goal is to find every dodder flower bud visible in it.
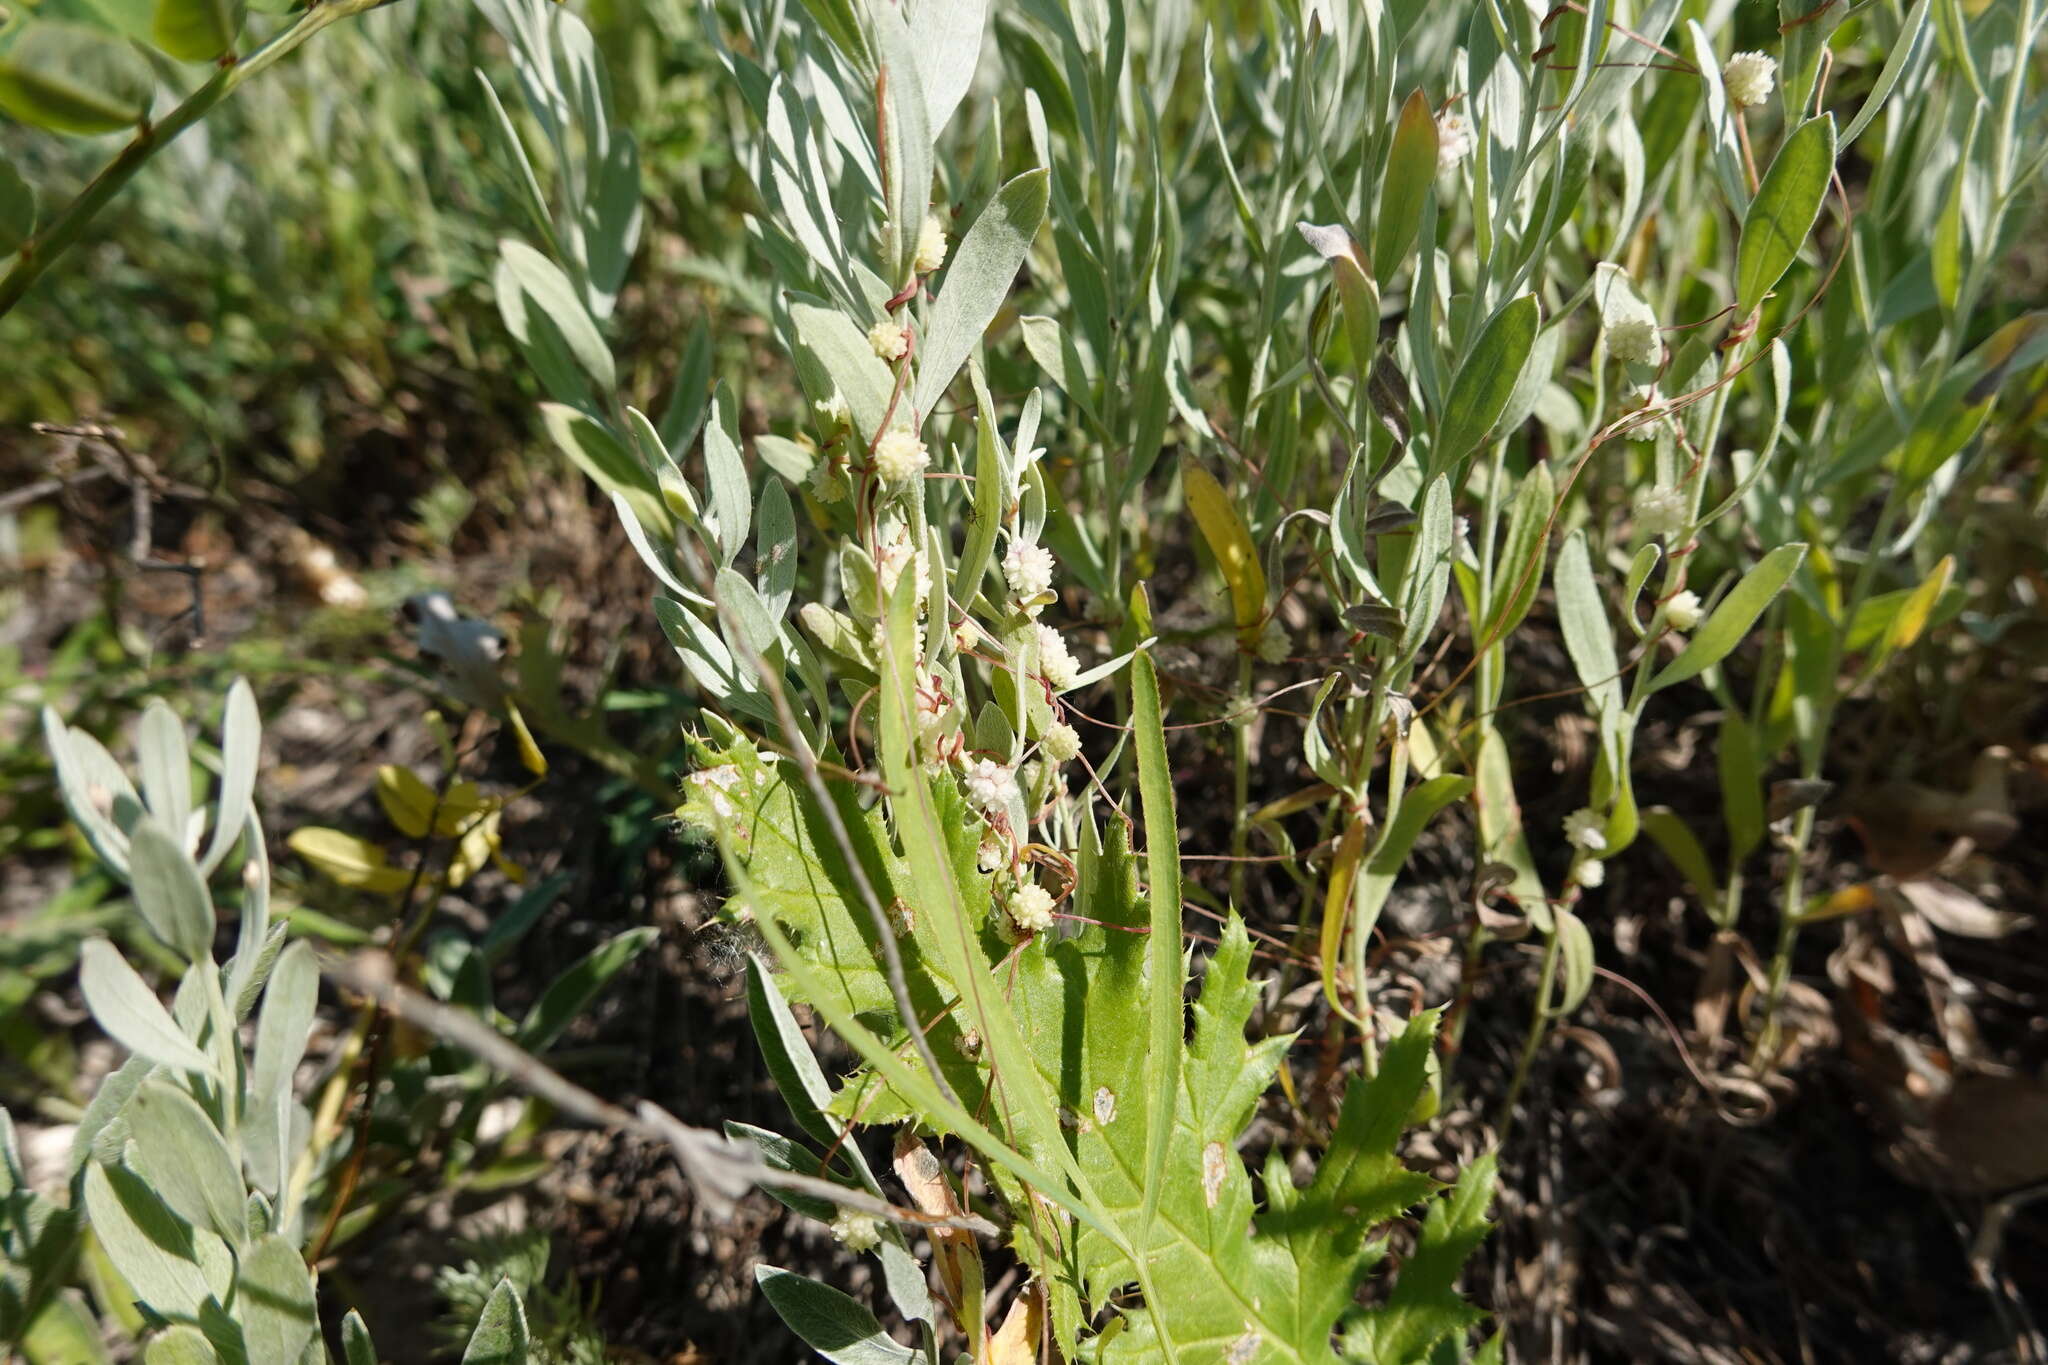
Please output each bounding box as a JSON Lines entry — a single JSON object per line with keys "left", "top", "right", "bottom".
{"left": 1664, "top": 590, "right": 1703, "bottom": 632}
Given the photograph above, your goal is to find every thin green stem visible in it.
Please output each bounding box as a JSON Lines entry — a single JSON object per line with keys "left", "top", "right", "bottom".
{"left": 1498, "top": 925, "right": 1560, "bottom": 1142}
{"left": 0, "top": 0, "right": 386, "bottom": 319}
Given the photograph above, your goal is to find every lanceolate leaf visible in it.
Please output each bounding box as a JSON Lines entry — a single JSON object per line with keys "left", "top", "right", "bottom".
{"left": 1372, "top": 90, "right": 1439, "bottom": 281}
{"left": 128, "top": 821, "right": 215, "bottom": 966}
{"left": 1651, "top": 544, "right": 1808, "bottom": 691}
{"left": 1184, "top": 461, "right": 1268, "bottom": 635}
{"left": 756, "top": 1267, "right": 919, "bottom": 1365}
{"left": 1736, "top": 117, "right": 1837, "bottom": 315}
{"left": 914, "top": 168, "right": 1049, "bottom": 414}
{"left": 1434, "top": 293, "right": 1540, "bottom": 476}
{"left": 1129, "top": 652, "right": 1183, "bottom": 1245}
{"left": 77, "top": 940, "right": 217, "bottom": 1079}
{"left": 124, "top": 1079, "right": 246, "bottom": 1245}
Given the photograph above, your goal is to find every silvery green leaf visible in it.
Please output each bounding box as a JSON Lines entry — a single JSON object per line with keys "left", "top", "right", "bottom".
{"left": 870, "top": 0, "right": 933, "bottom": 289}
{"left": 244, "top": 1191, "right": 271, "bottom": 1239}
{"left": 226, "top": 812, "right": 272, "bottom": 1012}
{"left": 756, "top": 479, "right": 799, "bottom": 619}
{"left": 141, "top": 1326, "right": 219, "bottom": 1365}
{"left": 655, "top": 596, "right": 743, "bottom": 702}
{"left": 128, "top": 819, "right": 215, "bottom": 966}
{"left": 79, "top": 1162, "right": 234, "bottom": 1321}
{"left": 908, "top": 0, "right": 987, "bottom": 135}
{"left": 1433, "top": 293, "right": 1540, "bottom": 477}
{"left": 124, "top": 1081, "right": 245, "bottom": 1245}
{"left": 244, "top": 941, "right": 316, "bottom": 1197}
{"left": 42, "top": 708, "right": 136, "bottom": 877}
{"left": 1651, "top": 544, "right": 1809, "bottom": 692}
{"left": 657, "top": 316, "right": 713, "bottom": 458}
{"left": 71, "top": 1053, "right": 153, "bottom": 1174}
{"left": 461, "top": 1279, "right": 530, "bottom": 1365}
{"left": 612, "top": 490, "right": 706, "bottom": 606}
{"left": 755, "top": 1266, "right": 919, "bottom": 1365}
{"left": 78, "top": 940, "right": 216, "bottom": 1079}
{"left": 584, "top": 129, "right": 641, "bottom": 319}
{"left": 1735, "top": 117, "right": 1837, "bottom": 316}
{"left": 135, "top": 700, "right": 193, "bottom": 852}
{"left": 199, "top": 679, "right": 258, "bottom": 877}
{"left": 341, "top": 1311, "right": 378, "bottom": 1365}
{"left": 721, "top": 1121, "right": 840, "bottom": 1222}
{"left": 496, "top": 239, "right": 616, "bottom": 394}
{"left": 789, "top": 300, "right": 896, "bottom": 447}
{"left": 1555, "top": 532, "right": 1623, "bottom": 719}
{"left": 704, "top": 383, "right": 751, "bottom": 564}
{"left": 1399, "top": 476, "right": 1456, "bottom": 659}
{"left": 235, "top": 1233, "right": 320, "bottom": 1364}
{"left": 913, "top": 168, "right": 1049, "bottom": 415}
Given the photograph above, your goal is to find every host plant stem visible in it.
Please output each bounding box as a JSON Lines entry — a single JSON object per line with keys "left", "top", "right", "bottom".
{"left": 1750, "top": 0, "right": 2036, "bottom": 1063}
{"left": 0, "top": 0, "right": 389, "bottom": 319}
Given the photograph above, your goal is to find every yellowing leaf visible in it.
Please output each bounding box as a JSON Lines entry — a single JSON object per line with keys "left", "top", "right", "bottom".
{"left": 1319, "top": 818, "right": 1368, "bottom": 1021}
{"left": 1183, "top": 461, "right": 1267, "bottom": 635}
{"left": 1881, "top": 554, "right": 1954, "bottom": 656}
{"left": 375, "top": 765, "right": 438, "bottom": 838}
{"left": 287, "top": 828, "right": 412, "bottom": 895}
{"left": 985, "top": 1283, "right": 1044, "bottom": 1365}
{"left": 505, "top": 698, "right": 548, "bottom": 776}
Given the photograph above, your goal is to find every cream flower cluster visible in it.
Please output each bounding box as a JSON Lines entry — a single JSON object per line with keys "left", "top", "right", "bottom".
{"left": 1723, "top": 51, "right": 1776, "bottom": 109}
{"left": 1004, "top": 539, "right": 1056, "bottom": 603}
{"left": 868, "top": 319, "right": 909, "bottom": 361}
{"left": 874, "top": 430, "right": 928, "bottom": 486}
{"left": 1035, "top": 623, "right": 1081, "bottom": 692}
{"left": 1007, "top": 880, "right": 1056, "bottom": 935}
{"left": 1436, "top": 112, "right": 1474, "bottom": 175}
{"left": 913, "top": 214, "right": 948, "bottom": 274}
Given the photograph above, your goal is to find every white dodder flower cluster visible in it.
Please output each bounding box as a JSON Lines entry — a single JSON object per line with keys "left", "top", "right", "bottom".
{"left": 963, "top": 758, "right": 1019, "bottom": 813}
{"left": 1606, "top": 316, "right": 1663, "bottom": 367}
{"left": 1004, "top": 539, "right": 1056, "bottom": 603}
{"left": 1435, "top": 112, "right": 1474, "bottom": 174}
{"left": 1723, "top": 51, "right": 1777, "bottom": 109}
{"left": 913, "top": 214, "right": 949, "bottom": 275}
{"left": 1564, "top": 807, "right": 1608, "bottom": 852}
{"left": 1007, "top": 880, "right": 1056, "bottom": 935}
{"left": 1635, "top": 486, "right": 1687, "bottom": 541}
{"left": 1035, "top": 623, "right": 1080, "bottom": 692}
{"left": 868, "top": 319, "right": 909, "bottom": 361}
{"left": 874, "top": 430, "right": 928, "bottom": 486}
{"left": 831, "top": 1209, "right": 882, "bottom": 1252}
{"left": 1663, "top": 590, "right": 1703, "bottom": 632}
